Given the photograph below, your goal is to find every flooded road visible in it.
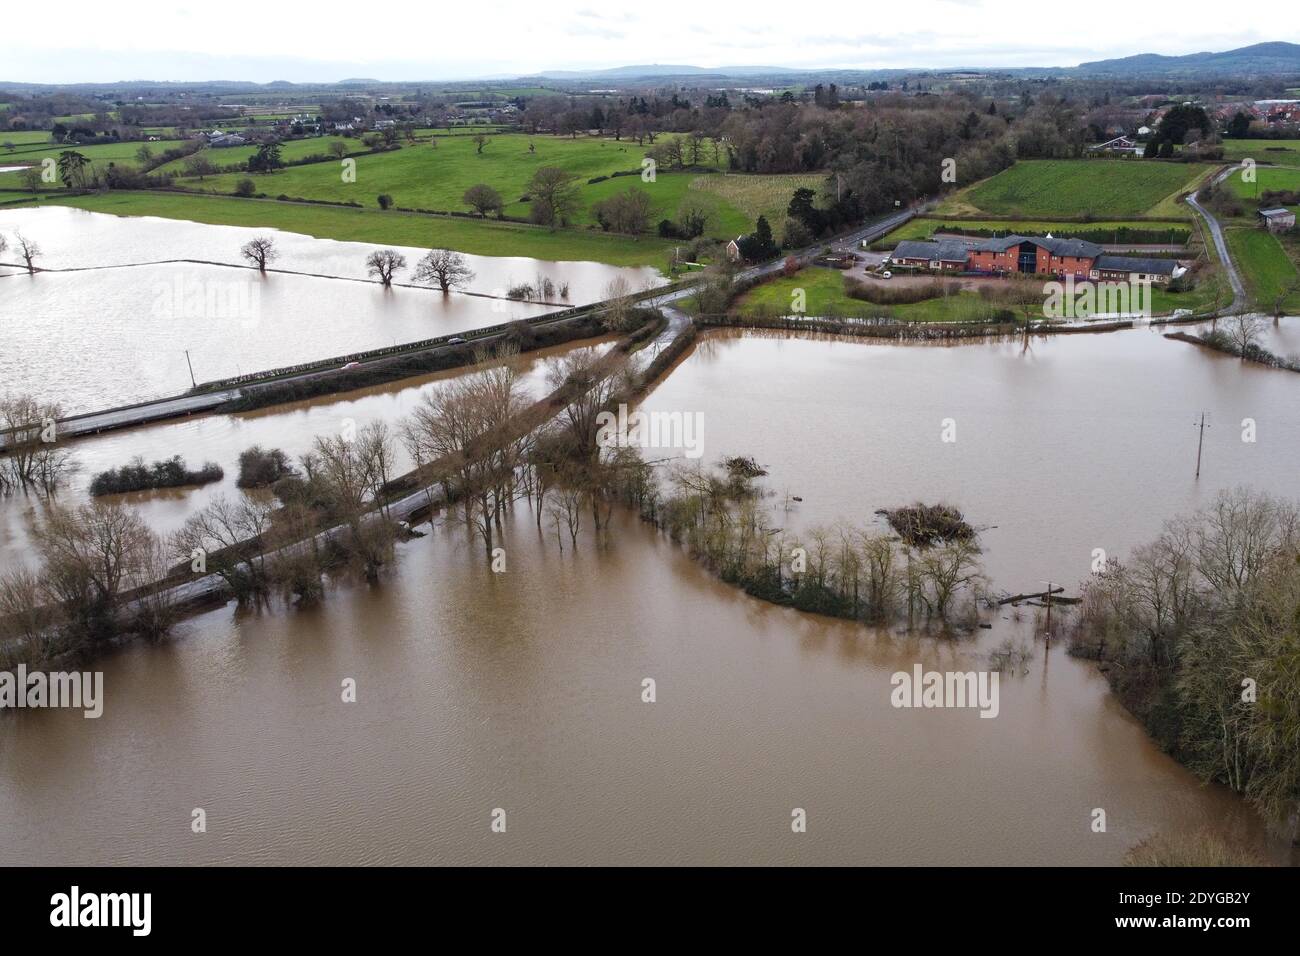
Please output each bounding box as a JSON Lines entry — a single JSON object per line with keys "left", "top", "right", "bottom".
{"left": 1, "top": 319, "right": 1297, "bottom": 866}
{"left": 0, "top": 207, "right": 660, "bottom": 409}
{"left": 0, "top": 339, "right": 613, "bottom": 571}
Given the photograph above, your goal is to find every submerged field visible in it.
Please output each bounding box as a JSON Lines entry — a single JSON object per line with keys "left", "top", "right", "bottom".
{"left": 937, "top": 159, "right": 1210, "bottom": 220}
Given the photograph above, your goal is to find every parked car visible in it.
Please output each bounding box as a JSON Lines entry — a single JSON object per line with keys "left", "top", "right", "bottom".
{"left": 881, "top": 271, "right": 892, "bottom": 280}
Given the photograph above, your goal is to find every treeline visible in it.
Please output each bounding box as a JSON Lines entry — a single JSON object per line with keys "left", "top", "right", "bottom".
{"left": 634, "top": 458, "right": 987, "bottom": 628}
{"left": 920, "top": 223, "right": 1191, "bottom": 245}
{"left": 1068, "top": 488, "right": 1300, "bottom": 830}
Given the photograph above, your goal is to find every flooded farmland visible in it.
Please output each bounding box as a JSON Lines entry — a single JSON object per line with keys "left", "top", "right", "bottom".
{"left": 0, "top": 207, "right": 660, "bottom": 409}
{"left": 2, "top": 321, "right": 1297, "bottom": 866}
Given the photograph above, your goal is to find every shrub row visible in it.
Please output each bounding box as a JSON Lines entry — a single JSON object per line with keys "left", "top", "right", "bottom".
{"left": 90, "top": 456, "right": 223, "bottom": 497}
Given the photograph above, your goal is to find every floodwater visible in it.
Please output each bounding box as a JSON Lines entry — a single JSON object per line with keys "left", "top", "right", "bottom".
{"left": 1, "top": 319, "right": 1298, "bottom": 866}
{"left": 0, "top": 339, "right": 614, "bottom": 572}
{"left": 637, "top": 326, "right": 1300, "bottom": 590}
{"left": 0, "top": 207, "right": 660, "bottom": 410}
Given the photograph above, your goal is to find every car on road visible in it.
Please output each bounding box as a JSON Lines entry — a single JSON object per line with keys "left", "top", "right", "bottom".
{"left": 447, "top": 337, "right": 467, "bottom": 345}
{"left": 340, "top": 362, "right": 361, "bottom": 371}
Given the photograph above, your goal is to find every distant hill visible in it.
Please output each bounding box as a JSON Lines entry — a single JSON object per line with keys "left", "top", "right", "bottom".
{"left": 1078, "top": 41, "right": 1300, "bottom": 75}
{"left": 528, "top": 64, "right": 798, "bottom": 80}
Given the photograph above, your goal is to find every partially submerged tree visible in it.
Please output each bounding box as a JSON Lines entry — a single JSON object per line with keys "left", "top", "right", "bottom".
{"left": 14, "top": 231, "right": 40, "bottom": 274}
{"left": 240, "top": 236, "right": 278, "bottom": 273}
{"left": 0, "top": 392, "right": 75, "bottom": 495}
{"left": 413, "top": 248, "right": 474, "bottom": 293}
{"left": 365, "top": 249, "right": 407, "bottom": 287}
{"left": 172, "top": 494, "right": 276, "bottom": 601}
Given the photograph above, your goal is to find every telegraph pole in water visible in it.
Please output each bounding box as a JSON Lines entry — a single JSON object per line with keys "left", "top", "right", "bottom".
{"left": 184, "top": 349, "right": 197, "bottom": 389}
{"left": 1194, "top": 412, "right": 1208, "bottom": 479}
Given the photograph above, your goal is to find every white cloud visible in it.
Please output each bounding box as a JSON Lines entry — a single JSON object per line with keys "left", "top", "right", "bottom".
{"left": 0, "top": 0, "right": 1289, "bottom": 83}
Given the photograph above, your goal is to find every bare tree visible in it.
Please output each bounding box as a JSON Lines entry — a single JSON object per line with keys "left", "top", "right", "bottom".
{"left": 401, "top": 355, "right": 528, "bottom": 558}
{"left": 365, "top": 249, "right": 407, "bottom": 287}
{"left": 35, "top": 501, "right": 159, "bottom": 642}
{"left": 1269, "top": 277, "right": 1300, "bottom": 325}
{"left": 526, "top": 167, "right": 581, "bottom": 227}
{"left": 414, "top": 248, "right": 475, "bottom": 293}
{"left": 184, "top": 156, "right": 217, "bottom": 180}
{"left": 1227, "top": 314, "right": 1263, "bottom": 354}
{"left": 472, "top": 134, "right": 489, "bottom": 154}
{"left": 19, "top": 167, "right": 40, "bottom": 195}
{"left": 172, "top": 494, "right": 276, "bottom": 600}
{"left": 240, "top": 236, "right": 278, "bottom": 273}
{"left": 329, "top": 140, "right": 348, "bottom": 160}
{"left": 311, "top": 431, "right": 394, "bottom": 581}
{"left": 14, "top": 231, "right": 40, "bottom": 274}
{"left": 601, "top": 276, "right": 638, "bottom": 331}
{"left": 0, "top": 392, "right": 76, "bottom": 494}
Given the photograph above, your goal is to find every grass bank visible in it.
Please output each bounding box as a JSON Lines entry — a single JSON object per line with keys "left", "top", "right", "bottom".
{"left": 32, "top": 191, "right": 676, "bottom": 267}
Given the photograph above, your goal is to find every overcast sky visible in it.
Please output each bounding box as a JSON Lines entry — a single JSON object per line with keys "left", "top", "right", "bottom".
{"left": 2, "top": 1, "right": 1291, "bottom": 84}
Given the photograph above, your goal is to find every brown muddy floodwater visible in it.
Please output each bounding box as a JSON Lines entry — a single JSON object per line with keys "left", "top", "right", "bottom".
{"left": 0, "top": 207, "right": 660, "bottom": 410}
{"left": 1, "top": 324, "right": 1298, "bottom": 865}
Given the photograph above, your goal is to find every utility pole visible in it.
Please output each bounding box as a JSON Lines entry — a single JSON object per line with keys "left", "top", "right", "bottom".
{"left": 184, "top": 349, "right": 197, "bottom": 389}
{"left": 1039, "top": 580, "right": 1056, "bottom": 647}
{"left": 1194, "top": 412, "right": 1208, "bottom": 479}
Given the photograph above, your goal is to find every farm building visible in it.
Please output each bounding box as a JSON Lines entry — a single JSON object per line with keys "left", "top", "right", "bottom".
{"left": 890, "top": 234, "right": 1185, "bottom": 283}
{"left": 1093, "top": 255, "right": 1184, "bottom": 283}
{"left": 891, "top": 239, "right": 972, "bottom": 271}
{"left": 1088, "top": 135, "right": 1141, "bottom": 156}
{"left": 1258, "top": 208, "right": 1296, "bottom": 232}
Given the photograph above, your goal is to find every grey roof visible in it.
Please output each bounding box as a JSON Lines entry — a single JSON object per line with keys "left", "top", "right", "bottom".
{"left": 1259, "top": 207, "right": 1294, "bottom": 217}
{"left": 1094, "top": 255, "right": 1178, "bottom": 275}
{"left": 968, "top": 234, "right": 1102, "bottom": 258}
{"left": 892, "top": 239, "right": 973, "bottom": 262}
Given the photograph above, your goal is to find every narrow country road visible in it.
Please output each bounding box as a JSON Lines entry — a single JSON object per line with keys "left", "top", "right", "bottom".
{"left": 1186, "top": 166, "right": 1247, "bottom": 314}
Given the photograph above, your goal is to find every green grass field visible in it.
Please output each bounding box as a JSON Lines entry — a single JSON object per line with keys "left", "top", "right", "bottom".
{"left": 148, "top": 136, "right": 361, "bottom": 176}
{"left": 1225, "top": 227, "right": 1300, "bottom": 312}
{"left": 0, "top": 139, "right": 187, "bottom": 187}
{"left": 1, "top": 131, "right": 57, "bottom": 148}
{"left": 936, "top": 160, "right": 1210, "bottom": 220}
{"left": 158, "top": 132, "right": 803, "bottom": 238}
{"left": 735, "top": 264, "right": 1224, "bottom": 323}
{"left": 880, "top": 217, "right": 1191, "bottom": 246}
{"left": 735, "top": 268, "right": 996, "bottom": 323}
{"left": 1221, "top": 139, "right": 1300, "bottom": 164}
{"left": 28, "top": 191, "right": 676, "bottom": 267}
{"left": 172, "top": 133, "right": 652, "bottom": 212}
{"left": 1224, "top": 164, "right": 1300, "bottom": 202}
